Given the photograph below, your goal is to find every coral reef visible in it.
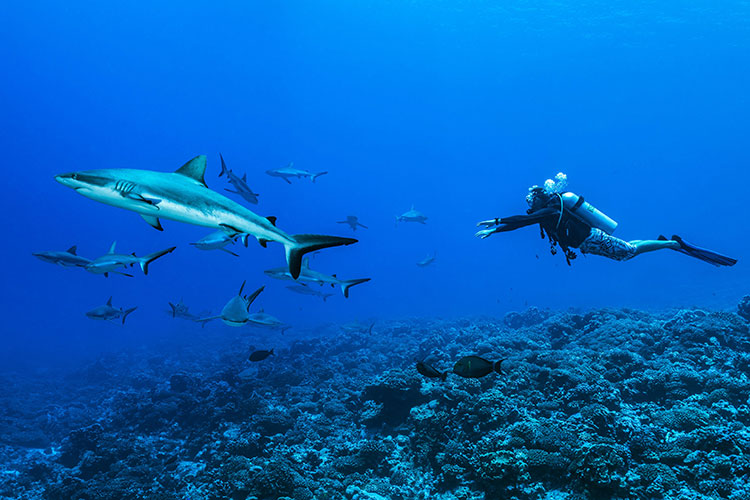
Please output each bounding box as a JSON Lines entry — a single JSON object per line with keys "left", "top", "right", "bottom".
{"left": 1, "top": 303, "right": 750, "bottom": 499}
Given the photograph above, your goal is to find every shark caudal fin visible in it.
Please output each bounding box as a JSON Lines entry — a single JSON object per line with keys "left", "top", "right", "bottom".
{"left": 219, "top": 153, "right": 229, "bottom": 177}
{"left": 168, "top": 302, "right": 177, "bottom": 317}
{"left": 312, "top": 171, "right": 328, "bottom": 183}
{"left": 140, "top": 246, "right": 177, "bottom": 275}
{"left": 285, "top": 235, "right": 358, "bottom": 279}
{"left": 340, "top": 278, "right": 371, "bottom": 298}
{"left": 122, "top": 307, "right": 137, "bottom": 325}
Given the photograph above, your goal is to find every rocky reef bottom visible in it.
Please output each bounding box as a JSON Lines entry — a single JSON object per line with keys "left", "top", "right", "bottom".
{"left": 2, "top": 304, "right": 750, "bottom": 500}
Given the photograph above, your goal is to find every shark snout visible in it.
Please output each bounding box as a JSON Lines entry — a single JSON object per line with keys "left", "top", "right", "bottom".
{"left": 55, "top": 173, "right": 75, "bottom": 186}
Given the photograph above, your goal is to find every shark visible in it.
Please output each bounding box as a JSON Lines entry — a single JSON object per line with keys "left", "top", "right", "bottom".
{"left": 55, "top": 155, "right": 356, "bottom": 279}
{"left": 416, "top": 252, "right": 437, "bottom": 267}
{"left": 85, "top": 241, "right": 176, "bottom": 277}
{"left": 219, "top": 154, "right": 259, "bottom": 205}
{"left": 167, "top": 299, "right": 203, "bottom": 321}
{"left": 189, "top": 230, "right": 242, "bottom": 257}
{"left": 286, "top": 283, "right": 334, "bottom": 302}
{"left": 336, "top": 215, "right": 368, "bottom": 232}
{"left": 266, "top": 162, "right": 327, "bottom": 184}
{"left": 397, "top": 205, "right": 428, "bottom": 224}
{"left": 195, "top": 281, "right": 265, "bottom": 327}
{"left": 248, "top": 309, "right": 291, "bottom": 333}
{"left": 86, "top": 297, "right": 137, "bottom": 324}
{"left": 33, "top": 245, "right": 91, "bottom": 268}
{"left": 264, "top": 258, "right": 370, "bottom": 298}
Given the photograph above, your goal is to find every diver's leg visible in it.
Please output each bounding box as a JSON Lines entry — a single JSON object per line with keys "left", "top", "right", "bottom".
{"left": 629, "top": 239, "right": 680, "bottom": 255}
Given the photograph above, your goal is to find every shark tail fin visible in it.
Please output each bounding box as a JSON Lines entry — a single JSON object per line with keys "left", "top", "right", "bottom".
{"left": 244, "top": 286, "right": 265, "bottom": 310}
{"left": 219, "top": 154, "right": 228, "bottom": 177}
{"left": 285, "top": 235, "right": 358, "bottom": 280}
{"left": 168, "top": 302, "right": 177, "bottom": 317}
{"left": 122, "top": 307, "right": 137, "bottom": 325}
{"left": 340, "top": 278, "right": 371, "bottom": 298}
{"left": 312, "top": 171, "right": 328, "bottom": 183}
{"left": 140, "top": 246, "right": 177, "bottom": 275}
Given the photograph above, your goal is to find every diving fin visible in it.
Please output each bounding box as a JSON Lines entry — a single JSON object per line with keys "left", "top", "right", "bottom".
{"left": 660, "top": 235, "right": 737, "bottom": 267}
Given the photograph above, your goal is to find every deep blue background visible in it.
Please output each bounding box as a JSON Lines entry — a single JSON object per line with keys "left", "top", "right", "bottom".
{"left": 1, "top": 1, "right": 748, "bottom": 369}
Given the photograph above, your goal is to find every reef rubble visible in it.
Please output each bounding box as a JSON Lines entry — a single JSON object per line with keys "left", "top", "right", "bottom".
{"left": 1, "top": 304, "right": 750, "bottom": 499}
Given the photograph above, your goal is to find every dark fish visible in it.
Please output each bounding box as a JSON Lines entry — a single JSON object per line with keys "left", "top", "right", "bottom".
{"left": 453, "top": 356, "right": 504, "bottom": 378}
{"left": 248, "top": 349, "right": 274, "bottom": 362}
{"left": 416, "top": 361, "right": 448, "bottom": 381}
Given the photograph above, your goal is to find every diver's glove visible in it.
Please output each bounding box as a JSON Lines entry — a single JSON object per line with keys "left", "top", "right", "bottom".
{"left": 476, "top": 218, "right": 500, "bottom": 228}
{"left": 475, "top": 228, "right": 498, "bottom": 239}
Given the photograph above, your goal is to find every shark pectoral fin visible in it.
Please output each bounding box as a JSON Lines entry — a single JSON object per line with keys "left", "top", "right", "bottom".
{"left": 220, "top": 248, "right": 240, "bottom": 257}
{"left": 219, "top": 223, "right": 243, "bottom": 237}
{"left": 224, "top": 188, "right": 240, "bottom": 194}
{"left": 140, "top": 214, "right": 163, "bottom": 231}
{"left": 283, "top": 177, "right": 292, "bottom": 184}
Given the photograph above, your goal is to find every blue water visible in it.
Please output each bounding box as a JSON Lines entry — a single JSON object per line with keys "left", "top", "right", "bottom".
{"left": 1, "top": 1, "right": 748, "bottom": 369}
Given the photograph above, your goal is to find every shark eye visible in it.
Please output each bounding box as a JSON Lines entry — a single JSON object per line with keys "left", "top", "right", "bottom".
{"left": 71, "top": 174, "right": 79, "bottom": 180}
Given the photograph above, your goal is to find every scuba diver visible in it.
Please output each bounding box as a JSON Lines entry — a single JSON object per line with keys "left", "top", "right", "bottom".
{"left": 475, "top": 173, "right": 737, "bottom": 267}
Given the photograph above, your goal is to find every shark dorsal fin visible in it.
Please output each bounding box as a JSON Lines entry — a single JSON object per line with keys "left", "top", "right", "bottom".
{"left": 108, "top": 241, "right": 117, "bottom": 254}
{"left": 266, "top": 216, "right": 277, "bottom": 227}
{"left": 106, "top": 296, "right": 113, "bottom": 306}
{"left": 175, "top": 155, "right": 208, "bottom": 187}
{"left": 242, "top": 173, "right": 247, "bottom": 182}
{"left": 287, "top": 162, "right": 294, "bottom": 168}
{"left": 67, "top": 245, "right": 77, "bottom": 255}
{"left": 410, "top": 204, "right": 415, "bottom": 211}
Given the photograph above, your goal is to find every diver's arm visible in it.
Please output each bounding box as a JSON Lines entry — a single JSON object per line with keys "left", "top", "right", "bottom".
{"left": 475, "top": 208, "right": 558, "bottom": 239}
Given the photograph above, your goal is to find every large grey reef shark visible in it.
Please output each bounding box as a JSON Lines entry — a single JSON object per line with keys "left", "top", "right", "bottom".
{"left": 55, "top": 155, "right": 357, "bottom": 279}
{"left": 396, "top": 205, "right": 428, "bottom": 224}
{"left": 266, "top": 162, "right": 327, "bottom": 184}
{"left": 196, "top": 281, "right": 265, "bottom": 327}
{"left": 33, "top": 245, "right": 91, "bottom": 268}
{"left": 219, "top": 154, "right": 259, "bottom": 205}
{"left": 86, "top": 296, "right": 137, "bottom": 325}
{"left": 85, "top": 241, "right": 176, "bottom": 277}
{"left": 264, "top": 258, "right": 370, "bottom": 298}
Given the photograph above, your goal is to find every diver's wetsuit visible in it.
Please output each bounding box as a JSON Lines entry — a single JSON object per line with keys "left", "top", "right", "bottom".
{"left": 489, "top": 198, "right": 592, "bottom": 264}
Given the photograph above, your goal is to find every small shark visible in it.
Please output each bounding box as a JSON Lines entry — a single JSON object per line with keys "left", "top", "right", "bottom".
{"left": 264, "top": 258, "right": 370, "bottom": 298}
{"left": 167, "top": 299, "right": 203, "bottom": 321}
{"left": 336, "top": 215, "right": 368, "bottom": 232}
{"left": 196, "top": 281, "right": 264, "bottom": 327}
{"left": 33, "top": 245, "right": 91, "bottom": 268}
{"left": 56, "top": 155, "right": 356, "bottom": 279}
{"left": 397, "top": 205, "right": 428, "bottom": 224}
{"left": 417, "top": 252, "right": 437, "bottom": 267}
{"left": 248, "top": 309, "right": 291, "bottom": 333}
{"left": 86, "top": 297, "right": 137, "bottom": 324}
{"left": 266, "top": 162, "right": 327, "bottom": 184}
{"left": 189, "top": 230, "right": 242, "bottom": 257}
{"left": 286, "top": 283, "right": 334, "bottom": 302}
{"left": 219, "top": 154, "right": 259, "bottom": 205}
{"left": 85, "top": 241, "right": 176, "bottom": 277}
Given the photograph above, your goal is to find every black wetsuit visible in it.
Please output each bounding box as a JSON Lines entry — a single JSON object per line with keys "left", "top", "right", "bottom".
{"left": 493, "top": 197, "right": 592, "bottom": 262}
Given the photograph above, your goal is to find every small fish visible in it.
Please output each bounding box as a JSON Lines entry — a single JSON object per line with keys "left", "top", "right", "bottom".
{"left": 416, "top": 361, "right": 448, "bottom": 381}
{"left": 248, "top": 349, "right": 274, "bottom": 362}
{"left": 453, "top": 356, "right": 504, "bottom": 379}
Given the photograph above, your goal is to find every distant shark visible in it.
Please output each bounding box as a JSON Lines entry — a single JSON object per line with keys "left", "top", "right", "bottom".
{"left": 219, "top": 154, "right": 259, "bottom": 205}
{"left": 286, "top": 283, "right": 334, "bottom": 302}
{"left": 397, "top": 205, "right": 427, "bottom": 224}
{"left": 336, "top": 215, "right": 368, "bottom": 232}
{"left": 189, "top": 230, "right": 241, "bottom": 257}
{"left": 248, "top": 309, "right": 291, "bottom": 333}
{"left": 85, "top": 241, "right": 176, "bottom": 277}
{"left": 196, "top": 281, "right": 264, "bottom": 327}
{"left": 33, "top": 245, "right": 91, "bottom": 268}
{"left": 416, "top": 252, "right": 437, "bottom": 267}
{"left": 264, "top": 258, "right": 370, "bottom": 298}
{"left": 86, "top": 296, "right": 137, "bottom": 324}
{"left": 266, "top": 162, "right": 327, "bottom": 184}
{"left": 56, "top": 155, "right": 356, "bottom": 279}
{"left": 168, "top": 299, "right": 203, "bottom": 321}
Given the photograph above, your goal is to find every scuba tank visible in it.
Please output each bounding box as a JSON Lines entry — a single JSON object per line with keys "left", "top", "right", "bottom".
{"left": 560, "top": 192, "right": 618, "bottom": 234}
